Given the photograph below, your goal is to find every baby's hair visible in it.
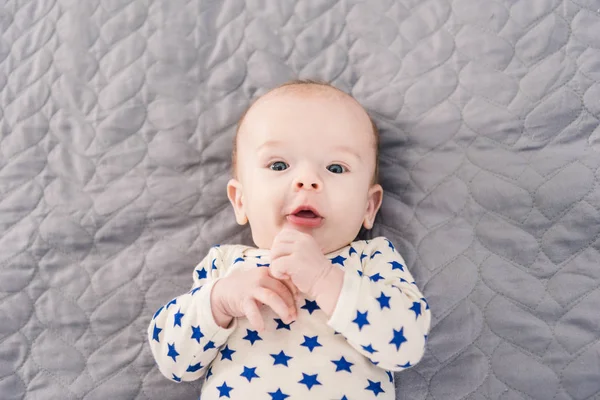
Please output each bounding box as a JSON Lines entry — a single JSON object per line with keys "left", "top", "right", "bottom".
{"left": 232, "top": 79, "right": 380, "bottom": 184}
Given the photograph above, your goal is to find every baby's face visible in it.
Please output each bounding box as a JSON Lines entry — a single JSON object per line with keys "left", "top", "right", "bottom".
{"left": 227, "top": 88, "right": 383, "bottom": 254}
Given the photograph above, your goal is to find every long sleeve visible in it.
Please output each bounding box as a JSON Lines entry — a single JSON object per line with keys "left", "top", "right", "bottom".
{"left": 327, "top": 237, "right": 431, "bottom": 371}
{"left": 147, "top": 246, "right": 236, "bottom": 382}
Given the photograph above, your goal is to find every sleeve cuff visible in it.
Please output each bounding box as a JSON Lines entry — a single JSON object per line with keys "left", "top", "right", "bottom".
{"left": 197, "top": 279, "right": 237, "bottom": 343}
{"left": 327, "top": 268, "right": 362, "bottom": 332}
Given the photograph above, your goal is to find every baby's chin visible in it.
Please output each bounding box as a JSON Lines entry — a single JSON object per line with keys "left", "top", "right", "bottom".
{"left": 251, "top": 226, "right": 359, "bottom": 254}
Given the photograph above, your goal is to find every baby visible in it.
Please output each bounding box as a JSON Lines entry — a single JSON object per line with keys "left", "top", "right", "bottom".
{"left": 148, "top": 80, "right": 431, "bottom": 399}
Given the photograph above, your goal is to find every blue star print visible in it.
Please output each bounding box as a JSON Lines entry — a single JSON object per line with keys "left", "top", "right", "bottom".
{"left": 365, "top": 379, "right": 384, "bottom": 396}
{"left": 216, "top": 381, "right": 233, "bottom": 398}
{"left": 206, "top": 366, "right": 213, "bottom": 380}
{"left": 361, "top": 344, "right": 378, "bottom": 354}
{"left": 187, "top": 362, "right": 202, "bottom": 372}
{"left": 398, "top": 361, "right": 412, "bottom": 368}
{"left": 166, "top": 298, "right": 177, "bottom": 309}
{"left": 376, "top": 292, "right": 391, "bottom": 310}
{"left": 243, "top": 329, "right": 262, "bottom": 345}
{"left": 352, "top": 311, "right": 370, "bottom": 331}
{"left": 172, "top": 374, "right": 181, "bottom": 382}
{"left": 331, "top": 356, "right": 353, "bottom": 372}
{"left": 197, "top": 268, "right": 207, "bottom": 280}
{"left": 349, "top": 246, "right": 357, "bottom": 256}
{"left": 386, "top": 238, "right": 395, "bottom": 252}
{"left": 370, "top": 251, "right": 382, "bottom": 259}
{"left": 268, "top": 389, "right": 290, "bottom": 400}
{"left": 173, "top": 309, "right": 184, "bottom": 327}
{"left": 421, "top": 297, "right": 430, "bottom": 310}
{"left": 389, "top": 261, "right": 404, "bottom": 271}
{"left": 274, "top": 318, "right": 293, "bottom": 330}
{"left": 257, "top": 263, "right": 270, "bottom": 267}
{"left": 330, "top": 255, "right": 347, "bottom": 266}
{"left": 167, "top": 343, "right": 179, "bottom": 362}
{"left": 203, "top": 340, "right": 216, "bottom": 351}
{"left": 341, "top": 396, "right": 349, "bottom": 400}
{"left": 233, "top": 257, "right": 244, "bottom": 264}
{"left": 360, "top": 252, "right": 367, "bottom": 262}
{"left": 191, "top": 325, "right": 204, "bottom": 343}
{"left": 298, "top": 373, "right": 322, "bottom": 390}
{"left": 211, "top": 259, "right": 217, "bottom": 270}
{"left": 152, "top": 324, "right": 161, "bottom": 342}
{"left": 386, "top": 370, "right": 393, "bottom": 382}
{"left": 300, "top": 335, "right": 322, "bottom": 352}
{"left": 409, "top": 302, "right": 422, "bottom": 318}
{"left": 220, "top": 345, "right": 235, "bottom": 361}
{"left": 370, "top": 273, "right": 384, "bottom": 282}
{"left": 153, "top": 306, "right": 163, "bottom": 319}
{"left": 390, "top": 328, "right": 407, "bottom": 351}
{"left": 240, "top": 366, "right": 259, "bottom": 382}
{"left": 190, "top": 286, "right": 201, "bottom": 295}
{"left": 352, "top": 310, "right": 370, "bottom": 331}
{"left": 301, "top": 300, "right": 320, "bottom": 314}
{"left": 271, "top": 350, "right": 293, "bottom": 366}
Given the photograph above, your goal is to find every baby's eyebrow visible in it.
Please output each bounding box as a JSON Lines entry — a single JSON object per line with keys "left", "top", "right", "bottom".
{"left": 256, "top": 140, "right": 284, "bottom": 152}
{"left": 334, "top": 145, "right": 362, "bottom": 160}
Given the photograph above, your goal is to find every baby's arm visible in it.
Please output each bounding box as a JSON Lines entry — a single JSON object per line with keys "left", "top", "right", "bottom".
{"left": 147, "top": 246, "right": 235, "bottom": 382}
{"left": 324, "top": 237, "right": 431, "bottom": 371}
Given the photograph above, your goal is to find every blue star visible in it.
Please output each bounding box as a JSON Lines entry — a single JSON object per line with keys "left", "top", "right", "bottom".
{"left": 152, "top": 324, "right": 162, "bottom": 342}
{"left": 370, "top": 251, "right": 382, "bottom": 259}
{"left": 173, "top": 309, "right": 184, "bottom": 327}
{"left": 386, "top": 370, "right": 394, "bottom": 382}
{"left": 365, "top": 379, "right": 384, "bottom": 396}
{"left": 352, "top": 310, "right": 370, "bottom": 331}
{"left": 216, "top": 381, "right": 233, "bottom": 398}
{"left": 187, "top": 362, "right": 203, "bottom": 372}
{"left": 300, "top": 335, "right": 322, "bottom": 352}
{"left": 212, "top": 244, "right": 221, "bottom": 247}
{"left": 361, "top": 344, "right": 378, "bottom": 354}
{"left": 301, "top": 299, "right": 320, "bottom": 314}
{"left": 386, "top": 239, "right": 396, "bottom": 252}
{"left": 153, "top": 306, "right": 163, "bottom": 319}
{"left": 167, "top": 343, "right": 179, "bottom": 362}
{"left": 206, "top": 366, "right": 213, "bottom": 380}
{"left": 274, "top": 318, "right": 293, "bottom": 330}
{"left": 166, "top": 298, "right": 177, "bottom": 309}
{"left": 349, "top": 246, "right": 357, "bottom": 256}
{"left": 409, "top": 302, "right": 422, "bottom": 318}
{"left": 398, "top": 361, "right": 412, "bottom": 368}
{"left": 341, "top": 396, "right": 349, "bottom": 400}
{"left": 220, "top": 345, "right": 236, "bottom": 361}
{"left": 369, "top": 273, "right": 384, "bottom": 282}
{"left": 268, "top": 388, "right": 290, "bottom": 400}
{"left": 330, "top": 255, "right": 347, "bottom": 266}
{"left": 421, "top": 297, "right": 430, "bottom": 310}
{"left": 257, "top": 263, "right": 270, "bottom": 267}
{"left": 298, "top": 373, "right": 322, "bottom": 390}
{"left": 360, "top": 252, "right": 367, "bottom": 262}
{"left": 240, "top": 366, "right": 259, "bottom": 382}
{"left": 191, "top": 325, "right": 204, "bottom": 343}
{"left": 190, "top": 286, "right": 201, "bottom": 295}
{"left": 243, "top": 329, "right": 262, "bottom": 345}
{"left": 203, "top": 340, "right": 216, "bottom": 351}
{"left": 172, "top": 374, "right": 181, "bottom": 382}
{"left": 233, "top": 257, "right": 244, "bottom": 264}
{"left": 255, "top": 255, "right": 262, "bottom": 259}
{"left": 357, "top": 270, "right": 363, "bottom": 277}
{"left": 376, "top": 292, "right": 391, "bottom": 310}
{"left": 211, "top": 259, "right": 218, "bottom": 270}
{"left": 389, "top": 261, "right": 404, "bottom": 271}
{"left": 271, "top": 350, "right": 293, "bottom": 366}
{"left": 197, "top": 268, "right": 207, "bottom": 280}
{"left": 424, "top": 334, "right": 428, "bottom": 342}
{"left": 390, "top": 328, "right": 407, "bottom": 351}
{"left": 331, "top": 356, "right": 354, "bottom": 372}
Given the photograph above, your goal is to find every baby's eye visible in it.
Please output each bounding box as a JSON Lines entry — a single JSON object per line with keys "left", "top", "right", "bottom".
{"left": 269, "top": 161, "right": 289, "bottom": 171}
{"left": 327, "top": 164, "right": 346, "bottom": 174}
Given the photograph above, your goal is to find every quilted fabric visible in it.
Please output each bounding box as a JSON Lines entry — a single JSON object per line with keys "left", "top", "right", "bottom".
{"left": 1, "top": 0, "right": 599, "bottom": 399}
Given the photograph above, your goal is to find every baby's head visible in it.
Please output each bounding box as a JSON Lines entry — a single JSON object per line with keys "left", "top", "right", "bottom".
{"left": 227, "top": 80, "right": 383, "bottom": 254}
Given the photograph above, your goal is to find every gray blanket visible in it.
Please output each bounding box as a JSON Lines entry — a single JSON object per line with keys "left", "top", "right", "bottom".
{"left": 1, "top": 0, "right": 600, "bottom": 399}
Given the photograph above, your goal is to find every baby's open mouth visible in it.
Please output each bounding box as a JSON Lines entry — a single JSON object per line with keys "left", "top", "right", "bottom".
{"left": 287, "top": 206, "right": 323, "bottom": 228}
{"left": 294, "top": 210, "right": 318, "bottom": 218}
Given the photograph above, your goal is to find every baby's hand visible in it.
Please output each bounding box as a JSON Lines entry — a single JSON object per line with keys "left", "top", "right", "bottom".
{"left": 270, "top": 228, "right": 332, "bottom": 298}
{"left": 210, "top": 267, "right": 298, "bottom": 332}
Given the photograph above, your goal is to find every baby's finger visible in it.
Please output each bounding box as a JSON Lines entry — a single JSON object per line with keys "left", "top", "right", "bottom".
{"left": 281, "top": 278, "right": 299, "bottom": 298}
{"left": 253, "top": 287, "right": 295, "bottom": 324}
{"left": 262, "top": 276, "right": 297, "bottom": 310}
{"left": 242, "top": 298, "right": 264, "bottom": 332}
{"left": 270, "top": 242, "right": 294, "bottom": 261}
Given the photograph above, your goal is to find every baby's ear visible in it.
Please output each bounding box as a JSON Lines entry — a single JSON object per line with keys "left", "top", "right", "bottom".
{"left": 363, "top": 184, "right": 383, "bottom": 229}
{"left": 227, "top": 179, "right": 248, "bottom": 225}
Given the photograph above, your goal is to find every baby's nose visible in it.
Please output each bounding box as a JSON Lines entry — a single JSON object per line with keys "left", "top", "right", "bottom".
{"left": 293, "top": 176, "right": 322, "bottom": 191}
